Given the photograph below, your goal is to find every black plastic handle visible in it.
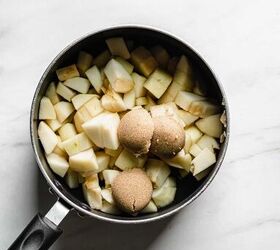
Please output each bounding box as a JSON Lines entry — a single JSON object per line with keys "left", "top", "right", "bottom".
{"left": 8, "top": 214, "right": 62, "bottom": 250}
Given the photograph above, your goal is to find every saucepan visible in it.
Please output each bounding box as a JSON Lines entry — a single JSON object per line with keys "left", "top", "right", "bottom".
{"left": 8, "top": 25, "right": 230, "bottom": 250}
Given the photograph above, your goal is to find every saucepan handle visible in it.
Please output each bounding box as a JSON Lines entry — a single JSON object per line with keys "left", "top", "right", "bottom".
{"left": 8, "top": 200, "right": 70, "bottom": 250}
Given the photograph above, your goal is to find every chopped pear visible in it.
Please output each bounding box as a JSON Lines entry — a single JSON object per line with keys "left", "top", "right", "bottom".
{"left": 141, "top": 200, "right": 158, "bottom": 214}
{"left": 106, "top": 37, "right": 130, "bottom": 59}
{"left": 84, "top": 174, "right": 99, "bottom": 189}
{"left": 104, "top": 59, "right": 134, "bottom": 93}
{"left": 56, "top": 82, "right": 76, "bottom": 102}
{"left": 131, "top": 72, "right": 147, "bottom": 98}
{"left": 131, "top": 46, "right": 158, "bottom": 77}
{"left": 146, "top": 159, "right": 171, "bottom": 188}
{"left": 101, "top": 188, "right": 114, "bottom": 204}
{"left": 39, "top": 97, "right": 56, "bottom": 120}
{"left": 53, "top": 138, "right": 67, "bottom": 158}
{"left": 83, "top": 97, "right": 104, "bottom": 117}
{"left": 85, "top": 65, "right": 103, "bottom": 94}
{"left": 167, "top": 56, "right": 179, "bottom": 74}
{"left": 184, "top": 126, "right": 203, "bottom": 144}
{"left": 46, "top": 153, "right": 69, "bottom": 177}
{"left": 103, "top": 169, "right": 120, "bottom": 187}
{"left": 158, "top": 81, "right": 186, "bottom": 104}
{"left": 183, "top": 133, "right": 192, "bottom": 154}
{"left": 65, "top": 169, "right": 79, "bottom": 189}
{"left": 151, "top": 45, "right": 170, "bottom": 69}
{"left": 197, "top": 135, "right": 220, "bottom": 151}
{"left": 189, "top": 100, "right": 221, "bottom": 118}
{"left": 56, "top": 64, "right": 80, "bottom": 81}
{"left": 175, "top": 91, "right": 205, "bottom": 111}
{"left": 72, "top": 94, "right": 97, "bottom": 110}
{"left": 144, "top": 69, "right": 172, "bottom": 99}
{"left": 64, "top": 77, "right": 90, "bottom": 94}
{"left": 177, "top": 110, "right": 199, "bottom": 127}
{"left": 61, "top": 132, "right": 92, "bottom": 156}
{"left": 83, "top": 184, "right": 102, "bottom": 210}
{"left": 165, "top": 150, "right": 192, "bottom": 171}
{"left": 96, "top": 151, "right": 110, "bottom": 172}
{"left": 123, "top": 89, "right": 136, "bottom": 109}
{"left": 101, "top": 201, "right": 121, "bottom": 215}
{"left": 77, "top": 51, "right": 93, "bottom": 74}
{"left": 82, "top": 112, "right": 120, "bottom": 150}
{"left": 115, "top": 57, "right": 134, "bottom": 74}
{"left": 101, "top": 87, "right": 127, "bottom": 112}
{"left": 195, "top": 114, "right": 223, "bottom": 138}
{"left": 46, "top": 119, "right": 62, "bottom": 132}
{"left": 152, "top": 177, "right": 176, "bottom": 208}
{"left": 136, "top": 96, "right": 148, "bottom": 106}
{"left": 45, "top": 82, "right": 60, "bottom": 105}
{"left": 54, "top": 101, "right": 74, "bottom": 123}
{"left": 115, "top": 149, "right": 147, "bottom": 170}
{"left": 191, "top": 148, "right": 216, "bottom": 175}
{"left": 58, "top": 123, "right": 77, "bottom": 141}
{"left": 92, "top": 50, "right": 111, "bottom": 68}
{"left": 144, "top": 95, "right": 156, "bottom": 111}
{"left": 73, "top": 106, "right": 92, "bottom": 133}
{"left": 38, "top": 121, "right": 58, "bottom": 154}
{"left": 189, "top": 144, "right": 202, "bottom": 157}
{"left": 194, "top": 167, "right": 212, "bottom": 181}
{"left": 104, "top": 146, "right": 122, "bottom": 157}
{"left": 69, "top": 148, "right": 99, "bottom": 173}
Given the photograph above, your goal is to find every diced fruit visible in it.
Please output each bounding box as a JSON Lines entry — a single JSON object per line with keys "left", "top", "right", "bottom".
{"left": 146, "top": 159, "right": 170, "bottom": 188}
{"left": 69, "top": 148, "right": 98, "bottom": 173}
{"left": 144, "top": 95, "right": 156, "bottom": 111}
{"left": 136, "top": 97, "right": 148, "bottom": 106}
{"left": 82, "top": 112, "right": 120, "bottom": 150}
{"left": 105, "top": 146, "right": 122, "bottom": 157}
{"left": 56, "top": 64, "right": 80, "bottom": 81}
{"left": 56, "top": 82, "right": 76, "bottom": 102}
{"left": 101, "top": 201, "right": 121, "bottom": 215}
{"left": 195, "top": 114, "right": 223, "bottom": 138}
{"left": 101, "top": 87, "right": 127, "bottom": 112}
{"left": 61, "top": 132, "right": 92, "bottom": 156}
{"left": 131, "top": 46, "right": 158, "bottom": 77}
{"left": 191, "top": 148, "right": 216, "bottom": 175}
{"left": 83, "top": 183, "right": 102, "bottom": 210}
{"left": 164, "top": 150, "right": 192, "bottom": 171}
{"left": 45, "top": 82, "right": 60, "bottom": 105}
{"left": 151, "top": 45, "right": 170, "bottom": 69}
{"left": 189, "top": 100, "right": 221, "bottom": 118}
{"left": 77, "top": 51, "right": 93, "bottom": 74}
{"left": 46, "top": 153, "right": 69, "bottom": 177}
{"left": 58, "top": 123, "right": 77, "bottom": 141}
{"left": 141, "top": 200, "right": 158, "bottom": 214}
{"left": 115, "top": 149, "right": 147, "bottom": 170}
{"left": 184, "top": 126, "right": 203, "bottom": 144}
{"left": 144, "top": 69, "right": 172, "bottom": 99}
{"left": 177, "top": 110, "right": 199, "bottom": 127}
{"left": 64, "top": 77, "right": 90, "bottom": 94}
{"left": 106, "top": 37, "right": 130, "bottom": 59}
{"left": 123, "top": 89, "right": 136, "bottom": 109}
{"left": 38, "top": 121, "right": 58, "bottom": 154}
{"left": 189, "top": 144, "right": 202, "bottom": 157}
{"left": 104, "top": 59, "right": 134, "bottom": 93}
{"left": 54, "top": 101, "right": 74, "bottom": 123}
{"left": 152, "top": 177, "right": 176, "bottom": 208}
{"left": 92, "top": 50, "right": 111, "bottom": 68}
{"left": 158, "top": 81, "right": 185, "bottom": 104}
{"left": 96, "top": 151, "right": 110, "bottom": 172}
{"left": 194, "top": 167, "right": 212, "bottom": 181}
{"left": 197, "top": 135, "right": 220, "bottom": 151}
{"left": 115, "top": 57, "right": 134, "bottom": 74}
{"left": 39, "top": 97, "right": 56, "bottom": 120}
{"left": 73, "top": 106, "right": 92, "bottom": 133}
{"left": 183, "top": 133, "right": 192, "bottom": 154}
{"left": 173, "top": 55, "right": 193, "bottom": 91}
{"left": 101, "top": 188, "right": 114, "bottom": 204}
{"left": 53, "top": 138, "right": 67, "bottom": 158}
{"left": 131, "top": 72, "right": 147, "bottom": 98}
{"left": 46, "top": 119, "right": 62, "bottom": 132}
{"left": 65, "top": 169, "right": 79, "bottom": 189}
{"left": 83, "top": 97, "right": 104, "bottom": 117}
{"left": 85, "top": 66, "right": 103, "bottom": 94}
{"left": 175, "top": 91, "right": 205, "bottom": 111}
{"left": 103, "top": 169, "right": 120, "bottom": 187}
{"left": 72, "top": 94, "right": 97, "bottom": 110}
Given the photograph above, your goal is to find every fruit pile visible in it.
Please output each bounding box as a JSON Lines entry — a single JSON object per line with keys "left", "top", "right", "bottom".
{"left": 37, "top": 37, "right": 226, "bottom": 215}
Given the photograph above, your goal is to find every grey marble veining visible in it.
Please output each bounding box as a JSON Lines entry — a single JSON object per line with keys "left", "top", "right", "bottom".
{"left": 1, "top": 0, "right": 280, "bottom": 249}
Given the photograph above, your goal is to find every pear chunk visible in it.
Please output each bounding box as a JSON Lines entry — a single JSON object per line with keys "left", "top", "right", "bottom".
{"left": 151, "top": 45, "right": 170, "bottom": 69}
{"left": 101, "top": 188, "right": 114, "bottom": 204}
{"left": 197, "top": 135, "right": 220, "bottom": 151}
{"left": 175, "top": 91, "right": 205, "bottom": 111}
{"left": 191, "top": 148, "right": 216, "bottom": 175}
{"left": 158, "top": 81, "right": 185, "bottom": 104}
{"left": 115, "top": 57, "right": 134, "bottom": 74}
{"left": 72, "top": 94, "right": 97, "bottom": 110}
{"left": 177, "top": 110, "right": 199, "bottom": 127}
{"left": 83, "top": 181, "right": 102, "bottom": 210}
{"left": 195, "top": 114, "right": 223, "bottom": 138}
{"left": 45, "top": 82, "right": 60, "bottom": 105}
{"left": 115, "top": 149, "right": 147, "bottom": 170}
{"left": 123, "top": 89, "right": 136, "bottom": 109}
{"left": 101, "top": 87, "right": 127, "bottom": 112}
{"left": 46, "top": 153, "right": 69, "bottom": 177}
{"left": 141, "top": 201, "right": 158, "bottom": 214}
{"left": 56, "top": 64, "right": 80, "bottom": 81}
{"left": 46, "top": 119, "right": 62, "bottom": 132}
{"left": 184, "top": 126, "right": 203, "bottom": 144}
{"left": 189, "top": 144, "right": 202, "bottom": 157}
{"left": 38, "top": 121, "right": 58, "bottom": 154}
{"left": 95, "top": 152, "right": 110, "bottom": 172}
{"left": 189, "top": 100, "right": 221, "bottom": 118}
{"left": 56, "top": 82, "right": 76, "bottom": 102}
{"left": 64, "top": 77, "right": 90, "bottom": 94}
{"left": 92, "top": 50, "right": 111, "bottom": 68}
{"left": 103, "top": 169, "right": 120, "bottom": 187}
{"left": 54, "top": 101, "right": 74, "bottom": 123}
{"left": 136, "top": 97, "right": 148, "bottom": 106}
{"left": 164, "top": 150, "right": 192, "bottom": 171}
{"left": 65, "top": 169, "right": 79, "bottom": 189}
{"left": 58, "top": 123, "right": 77, "bottom": 141}
{"left": 39, "top": 97, "right": 56, "bottom": 120}
{"left": 104, "top": 59, "right": 134, "bottom": 93}
{"left": 105, "top": 37, "right": 130, "bottom": 59}
{"left": 131, "top": 72, "right": 147, "bottom": 98}
{"left": 77, "top": 51, "right": 93, "bottom": 74}
{"left": 85, "top": 66, "right": 103, "bottom": 94}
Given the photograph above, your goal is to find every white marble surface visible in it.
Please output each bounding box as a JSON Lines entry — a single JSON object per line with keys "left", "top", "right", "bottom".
{"left": 1, "top": 0, "right": 280, "bottom": 249}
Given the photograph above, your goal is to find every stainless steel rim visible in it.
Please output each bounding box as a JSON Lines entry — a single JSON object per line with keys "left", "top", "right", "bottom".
{"left": 30, "top": 24, "right": 230, "bottom": 224}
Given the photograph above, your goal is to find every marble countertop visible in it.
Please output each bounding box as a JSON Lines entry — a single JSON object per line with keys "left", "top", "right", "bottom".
{"left": 1, "top": 0, "right": 280, "bottom": 249}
